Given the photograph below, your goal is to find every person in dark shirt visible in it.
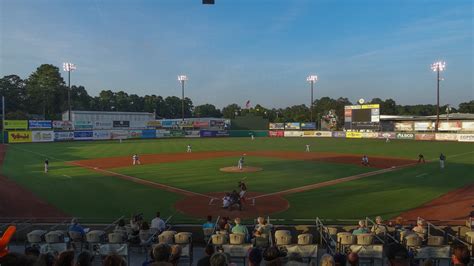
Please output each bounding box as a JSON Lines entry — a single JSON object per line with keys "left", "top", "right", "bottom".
{"left": 197, "top": 245, "right": 215, "bottom": 266}
{"left": 418, "top": 154, "right": 425, "bottom": 163}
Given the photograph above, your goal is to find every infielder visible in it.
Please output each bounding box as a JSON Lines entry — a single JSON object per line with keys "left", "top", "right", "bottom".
{"left": 238, "top": 156, "right": 245, "bottom": 170}
{"left": 361, "top": 155, "right": 370, "bottom": 166}
{"left": 305, "top": 144, "right": 310, "bottom": 152}
{"left": 187, "top": 144, "right": 192, "bottom": 153}
{"left": 251, "top": 134, "right": 255, "bottom": 141}
{"left": 439, "top": 153, "right": 446, "bottom": 169}
{"left": 132, "top": 154, "right": 141, "bottom": 165}
{"left": 44, "top": 159, "right": 49, "bottom": 173}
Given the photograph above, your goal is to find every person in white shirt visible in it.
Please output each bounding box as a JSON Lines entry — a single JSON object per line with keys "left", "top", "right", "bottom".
{"left": 305, "top": 144, "right": 310, "bottom": 152}
{"left": 150, "top": 211, "right": 166, "bottom": 232}
{"left": 187, "top": 145, "right": 192, "bottom": 153}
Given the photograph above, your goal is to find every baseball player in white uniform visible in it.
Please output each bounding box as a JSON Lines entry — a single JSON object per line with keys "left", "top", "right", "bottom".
{"left": 187, "top": 144, "right": 192, "bottom": 153}
{"left": 238, "top": 156, "right": 245, "bottom": 170}
{"left": 305, "top": 144, "right": 310, "bottom": 152}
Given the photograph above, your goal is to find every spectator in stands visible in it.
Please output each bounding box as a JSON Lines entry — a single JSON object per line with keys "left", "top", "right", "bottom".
{"left": 130, "top": 214, "right": 143, "bottom": 234}
{"left": 197, "top": 244, "right": 215, "bottom": 266}
{"left": 386, "top": 243, "right": 410, "bottom": 266}
{"left": 320, "top": 254, "right": 335, "bottom": 266}
{"left": 55, "top": 250, "right": 75, "bottom": 266}
{"left": 254, "top": 217, "right": 270, "bottom": 237}
{"left": 76, "top": 251, "right": 92, "bottom": 266}
{"left": 103, "top": 254, "right": 127, "bottom": 266}
{"left": 69, "top": 218, "right": 86, "bottom": 237}
{"left": 452, "top": 243, "right": 470, "bottom": 266}
{"left": 151, "top": 212, "right": 166, "bottom": 233}
{"left": 169, "top": 245, "right": 182, "bottom": 266}
{"left": 210, "top": 252, "right": 234, "bottom": 266}
{"left": 36, "top": 253, "right": 56, "bottom": 266}
{"left": 151, "top": 243, "right": 172, "bottom": 266}
{"left": 423, "top": 258, "right": 434, "bottom": 266}
{"left": 371, "top": 216, "right": 387, "bottom": 235}
{"left": 114, "top": 219, "right": 128, "bottom": 240}
{"left": 202, "top": 216, "right": 215, "bottom": 230}
{"left": 333, "top": 253, "right": 346, "bottom": 266}
{"left": 352, "top": 220, "right": 369, "bottom": 235}
{"left": 218, "top": 217, "right": 232, "bottom": 234}
{"left": 231, "top": 218, "right": 249, "bottom": 240}
{"left": 0, "top": 252, "right": 36, "bottom": 266}
{"left": 247, "top": 248, "right": 262, "bottom": 266}
{"left": 262, "top": 247, "right": 283, "bottom": 266}
{"left": 412, "top": 219, "right": 427, "bottom": 240}
{"left": 347, "top": 252, "right": 359, "bottom": 266}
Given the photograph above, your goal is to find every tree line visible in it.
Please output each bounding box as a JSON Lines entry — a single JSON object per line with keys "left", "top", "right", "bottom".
{"left": 1, "top": 64, "right": 473, "bottom": 123}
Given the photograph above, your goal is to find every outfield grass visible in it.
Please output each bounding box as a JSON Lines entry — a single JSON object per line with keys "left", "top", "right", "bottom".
{"left": 2, "top": 137, "right": 473, "bottom": 222}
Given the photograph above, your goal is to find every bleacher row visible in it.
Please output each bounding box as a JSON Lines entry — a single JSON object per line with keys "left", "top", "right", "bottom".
{"left": 1, "top": 216, "right": 473, "bottom": 265}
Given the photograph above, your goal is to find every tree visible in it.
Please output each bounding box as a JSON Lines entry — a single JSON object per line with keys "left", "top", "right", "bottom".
{"left": 70, "top": 85, "right": 92, "bottom": 111}
{"left": 370, "top": 98, "right": 397, "bottom": 115}
{"left": 458, "top": 101, "right": 474, "bottom": 113}
{"left": 0, "top": 75, "right": 27, "bottom": 116}
{"left": 194, "top": 104, "right": 222, "bottom": 118}
{"left": 222, "top": 104, "right": 241, "bottom": 119}
{"left": 25, "top": 64, "right": 66, "bottom": 119}
{"left": 162, "top": 96, "right": 193, "bottom": 119}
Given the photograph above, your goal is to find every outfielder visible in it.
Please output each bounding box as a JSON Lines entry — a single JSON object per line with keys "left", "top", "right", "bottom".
{"left": 187, "top": 144, "right": 192, "bottom": 153}
{"left": 439, "top": 153, "right": 446, "bottom": 169}
{"left": 305, "top": 144, "right": 310, "bottom": 152}
{"left": 44, "top": 159, "right": 49, "bottom": 173}
{"left": 251, "top": 134, "right": 255, "bottom": 141}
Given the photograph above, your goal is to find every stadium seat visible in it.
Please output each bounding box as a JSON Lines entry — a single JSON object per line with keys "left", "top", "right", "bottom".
{"left": 405, "top": 234, "right": 421, "bottom": 247}
{"left": 68, "top": 231, "right": 85, "bottom": 251}
{"left": 327, "top": 227, "right": 339, "bottom": 236}
{"left": 203, "top": 228, "right": 214, "bottom": 243}
{"left": 275, "top": 230, "right": 292, "bottom": 245}
{"left": 45, "top": 231, "right": 64, "bottom": 243}
{"left": 86, "top": 230, "right": 105, "bottom": 243}
{"left": 108, "top": 232, "right": 125, "bottom": 244}
{"left": 174, "top": 232, "right": 192, "bottom": 244}
{"left": 427, "top": 236, "right": 444, "bottom": 246}
{"left": 356, "top": 233, "right": 373, "bottom": 245}
{"left": 158, "top": 231, "right": 177, "bottom": 244}
{"left": 229, "top": 233, "right": 245, "bottom": 245}
{"left": 337, "top": 232, "right": 355, "bottom": 245}
{"left": 465, "top": 231, "right": 474, "bottom": 244}
{"left": 297, "top": 233, "right": 313, "bottom": 245}
{"left": 211, "top": 234, "right": 228, "bottom": 245}
{"left": 27, "top": 230, "right": 47, "bottom": 245}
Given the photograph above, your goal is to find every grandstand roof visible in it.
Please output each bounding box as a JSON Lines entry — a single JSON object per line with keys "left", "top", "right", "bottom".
{"left": 380, "top": 113, "right": 474, "bottom": 121}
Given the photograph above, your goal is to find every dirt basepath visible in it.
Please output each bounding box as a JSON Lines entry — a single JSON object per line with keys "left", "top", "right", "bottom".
{"left": 71, "top": 151, "right": 415, "bottom": 169}
{"left": 399, "top": 184, "right": 474, "bottom": 221}
{"left": 0, "top": 145, "right": 68, "bottom": 219}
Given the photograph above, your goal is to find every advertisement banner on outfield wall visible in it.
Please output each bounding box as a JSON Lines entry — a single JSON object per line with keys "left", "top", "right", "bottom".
{"left": 457, "top": 134, "right": 474, "bottom": 142}
{"left": 156, "top": 129, "right": 170, "bottom": 138}
{"left": 210, "top": 120, "right": 226, "bottom": 128}
{"left": 128, "top": 130, "right": 143, "bottom": 139}
{"left": 285, "top": 123, "right": 300, "bottom": 130}
{"left": 169, "top": 129, "right": 185, "bottom": 137}
{"left": 314, "top": 131, "right": 332, "bottom": 137}
{"left": 302, "top": 131, "right": 316, "bottom": 137}
{"left": 332, "top": 132, "right": 346, "bottom": 138}
{"left": 395, "top": 122, "right": 414, "bottom": 131}
{"left": 93, "top": 130, "right": 111, "bottom": 140}
{"left": 414, "top": 121, "right": 435, "bottom": 131}
{"left": 29, "top": 120, "right": 52, "bottom": 129}
{"left": 346, "top": 132, "right": 362, "bottom": 138}
{"left": 161, "top": 120, "right": 177, "bottom": 128}
{"left": 94, "top": 121, "right": 113, "bottom": 129}
{"left": 377, "top": 132, "right": 396, "bottom": 139}
{"left": 53, "top": 121, "right": 73, "bottom": 130}
{"left": 5, "top": 120, "right": 28, "bottom": 130}
{"left": 199, "top": 130, "right": 229, "bottom": 137}
{"left": 396, "top": 133, "right": 415, "bottom": 140}
{"left": 113, "top": 121, "right": 130, "bottom": 128}
{"left": 284, "top": 131, "right": 303, "bottom": 137}
{"left": 146, "top": 121, "right": 162, "bottom": 128}
{"left": 435, "top": 133, "right": 457, "bottom": 141}
{"left": 74, "top": 131, "right": 93, "bottom": 140}
{"left": 32, "top": 131, "right": 54, "bottom": 142}
{"left": 268, "top": 130, "right": 284, "bottom": 137}
{"left": 8, "top": 131, "right": 32, "bottom": 143}
{"left": 415, "top": 133, "right": 435, "bottom": 141}
{"left": 141, "top": 129, "right": 156, "bottom": 139}
{"left": 461, "top": 121, "right": 474, "bottom": 131}
{"left": 185, "top": 130, "right": 200, "bottom": 138}
{"left": 438, "top": 121, "right": 462, "bottom": 131}
{"left": 193, "top": 121, "right": 209, "bottom": 128}
{"left": 300, "top": 122, "right": 316, "bottom": 130}
{"left": 269, "top": 123, "right": 285, "bottom": 130}
{"left": 361, "top": 132, "right": 378, "bottom": 139}
{"left": 74, "top": 121, "right": 93, "bottom": 130}
{"left": 54, "top": 131, "right": 74, "bottom": 141}
{"left": 110, "top": 130, "right": 128, "bottom": 140}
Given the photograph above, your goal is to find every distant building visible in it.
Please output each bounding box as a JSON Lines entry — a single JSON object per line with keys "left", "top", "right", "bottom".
{"left": 62, "top": 110, "right": 154, "bottom": 129}
{"left": 380, "top": 113, "right": 474, "bottom": 132}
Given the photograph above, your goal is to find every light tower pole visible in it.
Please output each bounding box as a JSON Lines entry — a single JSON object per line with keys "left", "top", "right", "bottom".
{"left": 430, "top": 61, "right": 446, "bottom": 131}
{"left": 306, "top": 75, "right": 318, "bottom": 123}
{"left": 178, "top": 75, "right": 188, "bottom": 121}
{"left": 63, "top": 62, "right": 76, "bottom": 121}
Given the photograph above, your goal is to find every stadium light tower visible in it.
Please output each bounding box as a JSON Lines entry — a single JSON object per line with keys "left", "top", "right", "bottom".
{"left": 178, "top": 75, "right": 188, "bottom": 121}
{"left": 306, "top": 75, "right": 318, "bottom": 123}
{"left": 431, "top": 61, "right": 446, "bottom": 131}
{"left": 63, "top": 62, "right": 76, "bottom": 121}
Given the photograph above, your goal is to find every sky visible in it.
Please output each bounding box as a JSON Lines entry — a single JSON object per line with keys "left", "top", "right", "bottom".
{"left": 0, "top": 0, "right": 472, "bottom": 109}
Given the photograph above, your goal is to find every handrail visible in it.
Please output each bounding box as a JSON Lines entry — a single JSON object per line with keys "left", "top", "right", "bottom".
{"left": 365, "top": 217, "right": 385, "bottom": 244}
{"left": 267, "top": 216, "right": 274, "bottom": 247}
{"left": 316, "top": 217, "right": 335, "bottom": 255}
{"left": 418, "top": 216, "right": 469, "bottom": 246}
{"left": 206, "top": 215, "right": 220, "bottom": 245}
{"left": 103, "top": 216, "right": 125, "bottom": 231}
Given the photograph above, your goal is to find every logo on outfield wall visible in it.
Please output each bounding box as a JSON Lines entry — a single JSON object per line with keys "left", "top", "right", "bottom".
{"left": 396, "top": 133, "right": 415, "bottom": 139}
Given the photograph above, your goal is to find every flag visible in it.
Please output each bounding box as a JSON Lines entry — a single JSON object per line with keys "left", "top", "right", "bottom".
{"left": 245, "top": 100, "right": 250, "bottom": 108}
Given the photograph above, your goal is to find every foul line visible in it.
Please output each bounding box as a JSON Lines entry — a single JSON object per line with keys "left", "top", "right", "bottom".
{"left": 8, "top": 145, "right": 214, "bottom": 199}
{"left": 249, "top": 162, "right": 419, "bottom": 200}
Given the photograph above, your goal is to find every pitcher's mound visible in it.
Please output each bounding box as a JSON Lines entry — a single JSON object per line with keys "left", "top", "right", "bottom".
{"left": 220, "top": 166, "right": 263, "bottom": 173}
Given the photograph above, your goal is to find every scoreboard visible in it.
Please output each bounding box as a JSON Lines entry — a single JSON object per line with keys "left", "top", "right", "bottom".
{"left": 344, "top": 104, "right": 380, "bottom": 130}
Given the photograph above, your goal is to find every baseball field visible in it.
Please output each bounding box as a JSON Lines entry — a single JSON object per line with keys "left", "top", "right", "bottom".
{"left": 1, "top": 137, "right": 473, "bottom": 224}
